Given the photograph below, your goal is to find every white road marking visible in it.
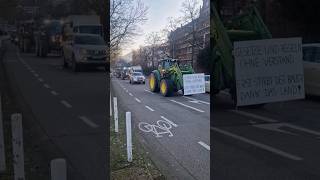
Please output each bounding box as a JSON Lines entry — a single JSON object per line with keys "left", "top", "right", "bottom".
{"left": 38, "top": 78, "right": 44, "bottom": 82}
{"left": 170, "top": 100, "right": 205, "bottom": 113}
{"left": 211, "top": 127, "right": 303, "bottom": 161}
{"left": 60, "top": 100, "right": 72, "bottom": 108}
{"left": 126, "top": 90, "right": 129, "bottom": 93}
{"left": 34, "top": 73, "right": 39, "bottom": 77}
{"left": 135, "top": 98, "right": 141, "bottom": 103}
{"left": 160, "top": 116, "right": 178, "bottom": 127}
{"left": 230, "top": 110, "right": 277, "bottom": 123}
{"left": 129, "top": 93, "right": 133, "bottom": 96}
{"left": 144, "top": 89, "right": 154, "bottom": 94}
{"left": 254, "top": 123, "right": 297, "bottom": 136}
{"left": 51, "top": 91, "right": 59, "bottom": 96}
{"left": 43, "top": 84, "right": 50, "bottom": 89}
{"left": 145, "top": 106, "right": 155, "bottom": 112}
{"left": 189, "top": 100, "right": 201, "bottom": 104}
{"left": 183, "top": 96, "right": 210, "bottom": 105}
{"left": 198, "top": 141, "right": 210, "bottom": 151}
{"left": 231, "top": 110, "right": 320, "bottom": 137}
{"left": 79, "top": 116, "right": 99, "bottom": 128}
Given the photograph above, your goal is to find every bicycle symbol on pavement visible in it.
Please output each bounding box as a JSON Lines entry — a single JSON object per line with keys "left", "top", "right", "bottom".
{"left": 138, "top": 117, "right": 178, "bottom": 138}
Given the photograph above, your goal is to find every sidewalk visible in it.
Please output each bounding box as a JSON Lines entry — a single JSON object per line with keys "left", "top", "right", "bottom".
{"left": 110, "top": 81, "right": 164, "bottom": 180}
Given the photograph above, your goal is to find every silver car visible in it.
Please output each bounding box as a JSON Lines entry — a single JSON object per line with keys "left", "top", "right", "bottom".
{"left": 62, "top": 33, "right": 107, "bottom": 72}
{"left": 303, "top": 43, "right": 320, "bottom": 96}
{"left": 129, "top": 72, "right": 146, "bottom": 84}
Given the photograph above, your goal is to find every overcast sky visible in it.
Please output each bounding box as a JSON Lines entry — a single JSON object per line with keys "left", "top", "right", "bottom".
{"left": 120, "top": 0, "right": 187, "bottom": 56}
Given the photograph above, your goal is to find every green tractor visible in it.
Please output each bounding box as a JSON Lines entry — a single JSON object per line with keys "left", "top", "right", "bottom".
{"left": 149, "top": 58, "right": 194, "bottom": 97}
{"left": 212, "top": 2, "right": 272, "bottom": 105}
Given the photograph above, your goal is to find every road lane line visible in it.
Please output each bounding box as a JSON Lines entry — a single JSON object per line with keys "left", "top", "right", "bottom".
{"left": 284, "top": 124, "right": 320, "bottom": 136}
{"left": 79, "top": 116, "right": 99, "bottom": 128}
{"left": 170, "top": 100, "right": 205, "bottom": 113}
{"left": 198, "top": 141, "right": 210, "bottom": 151}
{"left": 145, "top": 106, "right": 155, "bottom": 112}
{"left": 129, "top": 93, "right": 133, "bottom": 96}
{"left": 160, "top": 116, "right": 178, "bottom": 127}
{"left": 211, "top": 127, "right": 303, "bottom": 161}
{"left": 230, "top": 110, "right": 277, "bottom": 123}
{"left": 231, "top": 110, "right": 320, "bottom": 137}
{"left": 51, "top": 91, "right": 59, "bottom": 96}
{"left": 60, "top": 100, "right": 72, "bottom": 108}
{"left": 34, "top": 73, "right": 39, "bottom": 77}
{"left": 183, "top": 96, "right": 210, "bottom": 105}
{"left": 38, "top": 78, "right": 44, "bottom": 82}
{"left": 43, "top": 84, "right": 50, "bottom": 89}
{"left": 144, "top": 89, "right": 154, "bottom": 94}
{"left": 135, "top": 98, "right": 141, "bottom": 103}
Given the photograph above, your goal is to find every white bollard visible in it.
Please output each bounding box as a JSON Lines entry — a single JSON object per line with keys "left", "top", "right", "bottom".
{"left": 0, "top": 95, "right": 6, "bottom": 172}
{"left": 50, "top": 158, "right": 67, "bottom": 180}
{"left": 11, "top": 113, "right": 25, "bottom": 180}
{"left": 113, "top": 97, "right": 118, "bottom": 133}
{"left": 126, "top": 112, "right": 132, "bottom": 162}
{"left": 110, "top": 93, "right": 112, "bottom": 117}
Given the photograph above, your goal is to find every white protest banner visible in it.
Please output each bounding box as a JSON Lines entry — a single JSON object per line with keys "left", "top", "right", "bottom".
{"left": 234, "top": 37, "right": 305, "bottom": 106}
{"left": 183, "top": 73, "right": 205, "bottom": 95}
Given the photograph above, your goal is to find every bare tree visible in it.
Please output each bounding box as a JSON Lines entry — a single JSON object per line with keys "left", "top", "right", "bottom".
{"left": 144, "top": 31, "right": 166, "bottom": 68}
{"left": 110, "top": 0, "right": 148, "bottom": 60}
{"left": 164, "top": 17, "right": 183, "bottom": 58}
{"left": 180, "top": 0, "right": 201, "bottom": 65}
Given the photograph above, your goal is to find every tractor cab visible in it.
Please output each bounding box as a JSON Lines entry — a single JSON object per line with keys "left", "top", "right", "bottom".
{"left": 158, "top": 59, "right": 177, "bottom": 70}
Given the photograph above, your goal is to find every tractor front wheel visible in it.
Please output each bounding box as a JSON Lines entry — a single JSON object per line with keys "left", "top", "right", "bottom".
{"left": 160, "top": 79, "right": 173, "bottom": 97}
{"left": 149, "top": 73, "right": 159, "bottom": 92}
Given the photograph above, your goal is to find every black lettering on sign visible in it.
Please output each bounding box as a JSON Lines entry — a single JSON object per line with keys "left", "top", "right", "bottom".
{"left": 287, "top": 74, "right": 304, "bottom": 84}
{"left": 281, "top": 43, "right": 301, "bottom": 53}
{"left": 264, "top": 87, "right": 277, "bottom": 97}
{"left": 280, "top": 85, "right": 302, "bottom": 96}
{"left": 274, "top": 75, "right": 286, "bottom": 85}
{"left": 253, "top": 77, "right": 273, "bottom": 88}
{"left": 240, "top": 90, "right": 260, "bottom": 101}
{"left": 264, "top": 55, "right": 294, "bottom": 66}
{"left": 239, "top": 57, "right": 260, "bottom": 68}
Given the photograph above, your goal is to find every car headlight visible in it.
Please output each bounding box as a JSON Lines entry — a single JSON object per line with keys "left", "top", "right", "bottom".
{"left": 77, "top": 48, "right": 88, "bottom": 56}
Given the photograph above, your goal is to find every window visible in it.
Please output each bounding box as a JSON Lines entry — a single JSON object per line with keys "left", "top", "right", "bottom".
{"left": 303, "top": 46, "right": 320, "bottom": 63}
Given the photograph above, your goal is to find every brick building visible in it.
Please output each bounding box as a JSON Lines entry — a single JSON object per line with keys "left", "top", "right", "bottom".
{"left": 168, "top": 0, "right": 210, "bottom": 72}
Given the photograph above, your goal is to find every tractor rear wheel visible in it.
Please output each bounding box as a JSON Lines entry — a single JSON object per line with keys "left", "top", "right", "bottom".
{"left": 160, "top": 79, "right": 174, "bottom": 97}
{"left": 149, "top": 73, "right": 159, "bottom": 92}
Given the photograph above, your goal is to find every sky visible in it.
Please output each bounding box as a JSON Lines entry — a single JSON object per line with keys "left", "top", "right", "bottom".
{"left": 120, "top": 0, "right": 187, "bottom": 56}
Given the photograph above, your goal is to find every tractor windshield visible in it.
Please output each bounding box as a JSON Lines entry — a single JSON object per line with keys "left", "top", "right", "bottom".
{"left": 163, "top": 61, "right": 173, "bottom": 68}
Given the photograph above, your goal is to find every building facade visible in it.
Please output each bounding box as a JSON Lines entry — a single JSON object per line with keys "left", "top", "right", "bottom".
{"left": 168, "top": 0, "right": 210, "bottom": 72}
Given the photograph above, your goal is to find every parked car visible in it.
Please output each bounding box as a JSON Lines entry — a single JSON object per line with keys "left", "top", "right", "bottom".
{"left": 62, "top": 33, "right": 107, "bottom": 72}
{"left": 129, "top": 72, "right": 145, "bottom": 84}
{"left": 302, "top": 43, "right": 320, "bottom": 96}
{"left": 205, "top": 75, "right": 210, "bottom": 93}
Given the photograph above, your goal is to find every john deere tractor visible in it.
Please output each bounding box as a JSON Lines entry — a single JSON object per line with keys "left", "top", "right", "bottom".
{"left": 212, "top": 2, "right": 272, "bottom": 105}
{"left": 149, "top": 58, "right": 194, "bottom": 97}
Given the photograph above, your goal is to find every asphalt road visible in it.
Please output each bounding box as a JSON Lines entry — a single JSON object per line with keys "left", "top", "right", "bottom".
{"left": 213, "top": 91, "right": 320, "bottom": 180}
{"left": 3, "top": 43, "right": 107, "bottom": 180}
{"left": 111, "top": 77, "right": 210, "bottom": 180}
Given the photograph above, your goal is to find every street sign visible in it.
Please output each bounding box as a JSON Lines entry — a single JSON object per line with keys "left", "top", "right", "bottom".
{"left": 183, "top": 73, "right": 205, "bottom": 95}
{"left": 234, "top": 37, "right": 305, "bottom": 106}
